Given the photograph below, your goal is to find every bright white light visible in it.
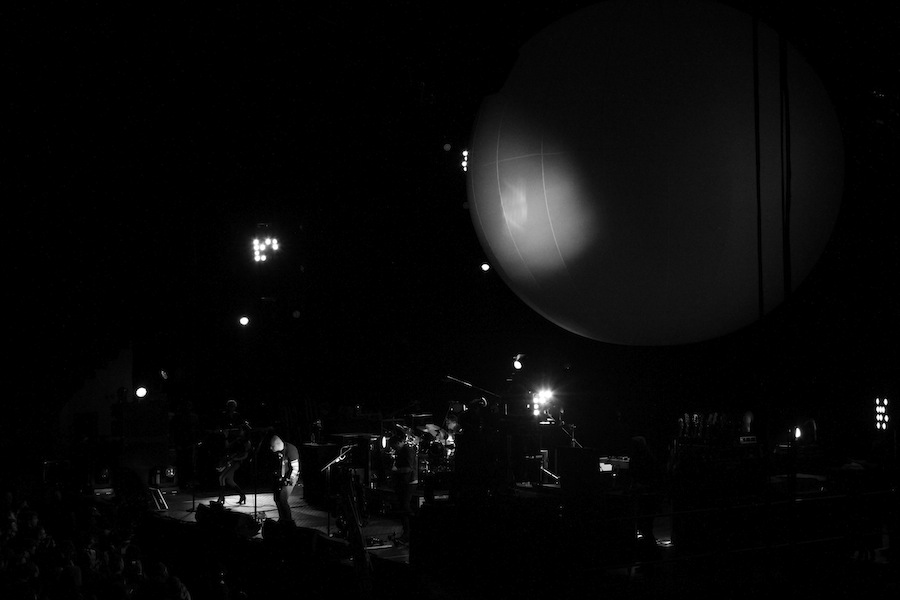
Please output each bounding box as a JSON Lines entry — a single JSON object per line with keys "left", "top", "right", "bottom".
{"left": 533, "top": 408, "right": 540, "bottom": 416}
{"left": 239, "top": 316, "right": 250, "bottom": 326}
{"left": 539, "top": 389, "right": 553, "bottom": 401}
{"left": 794, "top": 427, "right": 802, "bottom": 440}
{"left": 135, "top": 387, "right": 148, "bottom": 399}
{"left": 513, "top": 359, "right": 523, "bottom": 370}
{"left": 252, "top": 235, "right": 280, "bottom": 262}
{"left": 481, "top": 262, "right": 491, "bottom": 272}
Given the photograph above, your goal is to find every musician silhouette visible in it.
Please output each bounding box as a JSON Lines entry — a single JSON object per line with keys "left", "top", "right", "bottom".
{"left": 269, "top": 435, "right": 300, "bottom": 524}
{"left": 389, "top": 432, "right": 418, "bottom": 545}
{"left": 219, "top": 399, "right": 244, "bottom": 433}
{"left": 216, "top": 423, "right": 250, "bottom": 505}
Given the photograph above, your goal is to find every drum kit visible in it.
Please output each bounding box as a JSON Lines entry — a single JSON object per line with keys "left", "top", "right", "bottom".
{"left": 388, "top": 420, "right": 456, "bottom": 476}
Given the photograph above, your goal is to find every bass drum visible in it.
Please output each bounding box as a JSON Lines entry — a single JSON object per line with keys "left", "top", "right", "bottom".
{"left": 423, "top": 439, "right": 454, "bottom": 473}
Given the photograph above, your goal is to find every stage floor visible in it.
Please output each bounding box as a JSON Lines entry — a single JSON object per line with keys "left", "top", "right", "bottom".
{"left": 149, "top": 483, "right": 412, "bottom": 564}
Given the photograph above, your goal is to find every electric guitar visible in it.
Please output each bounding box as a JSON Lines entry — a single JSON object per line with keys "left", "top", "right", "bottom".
{"left": 216, "top": 454, "right": 237, "bottom": 472}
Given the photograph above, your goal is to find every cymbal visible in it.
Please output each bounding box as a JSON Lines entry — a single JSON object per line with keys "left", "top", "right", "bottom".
{"left": 421, "top": 423, "right": 447, "bottom": 435}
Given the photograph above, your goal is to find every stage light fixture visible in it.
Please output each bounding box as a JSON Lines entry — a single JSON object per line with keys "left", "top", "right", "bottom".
{"left": 513, "top": 354, "right": 525, "bottom": 370}
{"left": 794, "top": 427, "right": 801, "bottom": 440}
{"left": 239, "top": 316, "right": 250, "bottom": 326}
{"left": 135, "top": 386, "right": 148, "bottom": 399}
{"left": 461, "top": 149, "right": 468, "bottom": 172}
{"left": 875, "top": 398, "right": 891, "bottom": 431}
{"left": 481, "top": 262, "right": 491, "bottom": 272}
{"left": 252, "top": 235, "right": 280, "bottom": 262}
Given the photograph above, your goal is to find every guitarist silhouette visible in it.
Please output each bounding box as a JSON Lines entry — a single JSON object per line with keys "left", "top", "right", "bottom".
{"left": 216, "top": 423, "right": 251, "bottom": 505}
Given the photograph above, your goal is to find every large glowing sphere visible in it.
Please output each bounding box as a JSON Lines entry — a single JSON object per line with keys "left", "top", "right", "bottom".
{"left": 467, "top": 0, "right": 843, "bottom": 345}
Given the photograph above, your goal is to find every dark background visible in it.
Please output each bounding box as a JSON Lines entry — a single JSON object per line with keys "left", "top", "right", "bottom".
{"left": 4, "top": 1, "right": 898, "bottom": 457}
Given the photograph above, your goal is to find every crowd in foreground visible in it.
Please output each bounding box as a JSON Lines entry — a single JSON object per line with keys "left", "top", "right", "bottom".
{"left": 0, "top": 470, "right": 241, "bottom": 600}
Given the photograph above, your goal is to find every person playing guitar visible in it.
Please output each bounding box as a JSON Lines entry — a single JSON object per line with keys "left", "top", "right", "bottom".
{"left": 216, "top": 423, "right": 251, "bottom": 505}
{"left": 269, "top": 434, "right": 300, "bottom": 524}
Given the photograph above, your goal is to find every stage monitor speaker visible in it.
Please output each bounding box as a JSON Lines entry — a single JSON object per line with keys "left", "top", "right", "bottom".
{"left": 195, "top": 503, "right": 260, "bottom": 539}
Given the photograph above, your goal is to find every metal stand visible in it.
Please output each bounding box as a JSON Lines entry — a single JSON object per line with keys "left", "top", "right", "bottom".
{"left": 186, "top": 440, "right": 202, "bottom": 513}
{"left": 252, "top": 430, "right": 271, "bottom": 522}
{"left": 561, "top": 423, "right": 583, "bottom": 448}
{"left": 540, "top": 466, "right": 561, "bottom": 483}
{"left": 321, "top": 444, "right": 355, "bottom": 537}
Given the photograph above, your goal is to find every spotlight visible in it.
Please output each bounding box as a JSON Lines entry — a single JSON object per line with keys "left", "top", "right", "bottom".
{"left": 239, "top": 316, "right": 250, "bottom": 326}
{"left": 135, "top": 386, "right": 148, "bottom": 399}
{"left": 481, "top": 262, "right": 491, "bottom": 272}
{"left": 513, "top": 354, "right": 525, "bottom": 370}
{"left": 461, "top": 149, "right": 469, "bottom": 172}
{"left": 252, "top": 237, "right": 280, "bottom": 262}
{"left": 875, "top": 398, "right": 891, "bottom": 431}
{"left": 252, "top": 225, "right": 281, "bottom": 263}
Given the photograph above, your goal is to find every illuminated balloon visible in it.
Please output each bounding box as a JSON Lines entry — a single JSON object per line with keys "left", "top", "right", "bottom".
{"left": 467, "top": 0, "right": 843, "bottom": 345}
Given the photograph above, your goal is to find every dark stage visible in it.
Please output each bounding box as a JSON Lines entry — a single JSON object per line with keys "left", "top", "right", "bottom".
{"left": 4, "top": 1, "right": 899, "bottom": 598}
{"left": 67, "top": 428, "right": 899, "bottom": 599}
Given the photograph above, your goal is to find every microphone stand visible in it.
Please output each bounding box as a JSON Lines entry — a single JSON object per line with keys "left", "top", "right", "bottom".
{"left": 187, "top": 440, "right": 201, "bottom": 513}
{"left": 321, "top": 444, "right": 355, "bottom": 537}
{"left": 252, "top": 429, "right": 271, "bottom": 522}
{"left": 444, "top": 374, "right": 501, "bottom": 399}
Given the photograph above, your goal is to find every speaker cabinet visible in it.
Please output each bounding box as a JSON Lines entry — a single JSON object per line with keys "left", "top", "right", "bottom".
{"left": 299, "top": 443, "right": 338, "bottom": 508}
